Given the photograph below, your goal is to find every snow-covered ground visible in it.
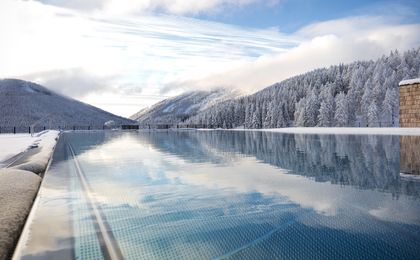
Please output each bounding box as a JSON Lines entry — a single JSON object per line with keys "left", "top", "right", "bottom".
{"left": 0, "top": 131, "right": 59, "bottom": 166}
{"left": 0, "top": 134, "right": 38, "bottom": 164}
{"left": 216, "top": 127, "right": 420, "bottom": 136}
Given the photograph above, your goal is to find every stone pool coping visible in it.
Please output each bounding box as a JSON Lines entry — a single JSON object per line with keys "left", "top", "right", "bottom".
{"left": 0, "top": 131, "right": 59, "bottom": 260}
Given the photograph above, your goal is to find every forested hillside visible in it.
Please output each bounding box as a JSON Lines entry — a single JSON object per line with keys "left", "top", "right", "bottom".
{"left": 131, "top": 89, "right": 241, "bottom": 124}
{"left": 0, "top": 79, "right": 134, "bottom": 129}
{"left": 187, "top": 48, "right": 420, "bottom": 128}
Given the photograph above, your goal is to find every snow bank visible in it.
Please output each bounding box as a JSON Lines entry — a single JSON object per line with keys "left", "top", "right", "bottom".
{"left": 0, "top": 134, "right": 37, "bottom": 165}
{"left": 215, "top": 127, "right": 420, "bottom": 136}
{"left": 0, "top": 169, "right": 41, "bottom": 260}
{"left": 12, "top": 131, "right": 59, "bottom": 174}
{"left": 399, "top": 78, "right": 420, "bottom": 86}
{"left": 0, "top": 131, "right": 58, "bottom": 258}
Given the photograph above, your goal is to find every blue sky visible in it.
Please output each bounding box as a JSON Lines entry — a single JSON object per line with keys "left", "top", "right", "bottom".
{"left": 0, "top": 0, "right": 419, "bottom": 116}
{"left": 198, "top": 0, "right": 420, "bottom": 31}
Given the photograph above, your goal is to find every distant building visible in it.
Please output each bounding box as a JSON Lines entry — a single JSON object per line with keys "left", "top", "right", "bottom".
{"left": 121, "top": 125, "right": 139, "bottom": 130}
{"left": 399, "top": 78, "right": 420, "bottom": 127}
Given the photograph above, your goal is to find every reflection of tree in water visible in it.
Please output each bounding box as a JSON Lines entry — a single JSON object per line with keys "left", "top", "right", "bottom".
{"left": 134, "top": 130, "right": 234, "bottom": 164}
{"left": 141, "top": 130, "right": 420, "bottom": 199}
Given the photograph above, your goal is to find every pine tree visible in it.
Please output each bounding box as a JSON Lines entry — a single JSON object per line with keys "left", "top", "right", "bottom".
{"left": 305, "top": 89, "right": 320, "bottom": 126}
{"left": 252, "top": 105, "right": 262, "bottom": 128}
{"left": 368, "top": 102, "right": 379, "bottom": 127}
{"left": 381, "top": 89, "right": 393, "bottom": 126}
{"left": 318, "top": 86, "right": 334, "bottom": 127}
{"left": 264, "top": 102, "right": 273, "bottom": 128}
{"left": 334, "top": 92, "right": 348, "bottom": 127}
{"left": 361, "top": 80, "right": 373, "bottom": 125}
{"left": 294, "top": 98, "right": 306, "bottom": 127}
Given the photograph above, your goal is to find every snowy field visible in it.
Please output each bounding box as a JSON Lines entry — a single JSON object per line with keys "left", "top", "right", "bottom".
{"left": 0, "top": 131, "right": 59, "bottom": 166}
{"left": 225, "top": 127, "right": 420, "bottom": 136}
{"left": 0, "top": 134, "right": 38, "bottom": 164}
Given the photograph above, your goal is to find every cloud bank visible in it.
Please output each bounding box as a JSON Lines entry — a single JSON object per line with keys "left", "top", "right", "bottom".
{"left": 22, "top": 68, "right": 118, "bottom": 98}
{"left": 167, "top": 16, "right": 420, "bottom": 93}
{"left": 38, "top": 0, "right": 280, "bottom": 15}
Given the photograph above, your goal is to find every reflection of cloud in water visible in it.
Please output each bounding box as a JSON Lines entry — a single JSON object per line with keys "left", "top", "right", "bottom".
{"left": 69, "top": 131, "right": 420, "bottom": 226}
{"left": 369, "top": 200, "right": 420, "bottom": 225}
{"left": 20, "top": 181, "right": 74, "bottom": 257}
{"left": 163, "top": 158, "right": 420, "bottom": 226}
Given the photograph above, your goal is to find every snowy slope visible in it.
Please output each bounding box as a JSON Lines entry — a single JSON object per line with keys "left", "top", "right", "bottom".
{"left": 0, "top": 134, "right": 36, "bottom": 164}
{"left": 186, "top": 48, "right": 420, "bottom": 128}
{"left": 130, "top": 89, "right": 242, "bottom": 124}
{"left": 0, "top": 79, "right": 135, "bottom": 127}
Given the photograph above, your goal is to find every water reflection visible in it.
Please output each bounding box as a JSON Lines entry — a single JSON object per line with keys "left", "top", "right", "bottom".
{"left": 18, "top": 130, "right": 420, "bottom": 260}
{"left": 400, "top": 135, "right": 420, "bottom": 175}
{"left": 139, "top": 130, "right": 420, "bottom": 199}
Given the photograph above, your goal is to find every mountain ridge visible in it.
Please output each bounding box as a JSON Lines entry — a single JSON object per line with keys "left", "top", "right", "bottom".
{"left": 130, "top": 88, "right": 242, "bottom": 124}
{"left": 0, "top": 78, "right": 135, "bottom": 128}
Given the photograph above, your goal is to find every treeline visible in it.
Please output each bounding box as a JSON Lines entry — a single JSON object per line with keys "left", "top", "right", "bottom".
{"left": 187, "top": 48, "right": 420, "bottom": 128}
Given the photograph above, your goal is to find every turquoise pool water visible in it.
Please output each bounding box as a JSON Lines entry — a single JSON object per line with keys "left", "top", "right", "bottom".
{"left": 16, "top": 131, "right": 420, "bottom": 259}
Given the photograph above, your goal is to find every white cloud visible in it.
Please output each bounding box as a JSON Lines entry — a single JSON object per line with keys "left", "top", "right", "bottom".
{"left": 39, "top": 0, "right": 280, "bottom": 15}
{"left": 0, "top": 1, "right": 123, "bottom": 77}
{"left": 170, "top": 16, "right": 420, "bottom": 93}
{"left": 21, "top": 68, "right": 118, "bottom": 98}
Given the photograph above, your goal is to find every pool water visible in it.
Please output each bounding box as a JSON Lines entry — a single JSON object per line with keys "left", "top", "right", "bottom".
{"left": 16, "top": 131, "right": 420, "bottom": 259}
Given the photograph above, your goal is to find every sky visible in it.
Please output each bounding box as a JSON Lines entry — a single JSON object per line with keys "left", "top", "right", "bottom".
{"left": 0, "top": 0, "right": 419, "bottom": 117}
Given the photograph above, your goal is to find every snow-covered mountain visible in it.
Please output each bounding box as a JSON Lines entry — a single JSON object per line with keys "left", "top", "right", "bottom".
{"left": 186, "top": 48, "right": 420, "bottom": 128}
{"left": 130, "top": 89, "right": 241, "bottom": 124}
{"left": 0, "top": 79, "right": 134, "bottom": 128}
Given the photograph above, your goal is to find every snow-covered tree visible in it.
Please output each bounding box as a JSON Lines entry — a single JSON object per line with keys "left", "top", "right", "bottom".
{"left": 334, "top": 92, "right": 348, "bottom": 127}
{"left": 381, "top": 89, "right": 394, "bottom": 126}
{"left": 318, "top": 86, "right": 335, "bottom": 127}
{"left": 368, "top": 102, "right": 379, "bottom": 127}
{"left": 251, "top": 105, "right": 262, "bottom": 128}
{"left": 305, "top": 89, "right": 320, "bottom": 127}
{"left": 294, "top": 98, "right": 307, "bottom": 127}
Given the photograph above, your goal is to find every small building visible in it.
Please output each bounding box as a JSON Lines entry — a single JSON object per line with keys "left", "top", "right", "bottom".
{"left": 399, "top": 78, "right": 420, "bottom": 127}
{"left": 121, "top": 125, "right": 139, "bottom": 130}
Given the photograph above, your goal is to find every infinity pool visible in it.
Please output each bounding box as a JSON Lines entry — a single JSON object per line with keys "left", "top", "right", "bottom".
{"left": 15, "top": 131, "right": 420, "bottom": 259}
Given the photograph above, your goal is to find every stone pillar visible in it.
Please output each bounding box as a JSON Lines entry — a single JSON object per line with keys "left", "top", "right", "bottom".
{"left": 399, "top": 78, "right": 420, "bottom": 127}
